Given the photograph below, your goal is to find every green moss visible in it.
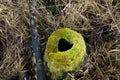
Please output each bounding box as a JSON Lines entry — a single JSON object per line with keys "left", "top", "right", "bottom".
{"left": 44, "top": 28, "right": 86, "bottom": 79}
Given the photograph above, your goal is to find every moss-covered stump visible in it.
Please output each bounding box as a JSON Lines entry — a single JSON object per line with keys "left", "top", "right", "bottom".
{"left": 44, "top": 28, "right": 86, "bottom": 80}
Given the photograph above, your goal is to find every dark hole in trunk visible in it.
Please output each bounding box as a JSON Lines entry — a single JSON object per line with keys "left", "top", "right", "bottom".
{"left": 58, "top": 39, "right": 73, "bottom": 51}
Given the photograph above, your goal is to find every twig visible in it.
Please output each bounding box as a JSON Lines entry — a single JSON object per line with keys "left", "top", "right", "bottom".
{"left": 28, "top": 0, "right": 45, "bottom": 80}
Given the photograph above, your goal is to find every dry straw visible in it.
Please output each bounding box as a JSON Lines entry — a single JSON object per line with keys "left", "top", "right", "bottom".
{"left": 0, "top": 0, "right": 120, "bottom": 80}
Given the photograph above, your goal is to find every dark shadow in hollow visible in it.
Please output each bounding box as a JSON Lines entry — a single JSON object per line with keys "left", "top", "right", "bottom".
{"left": 58, "top": 38, "right": 73, "bottom": 51}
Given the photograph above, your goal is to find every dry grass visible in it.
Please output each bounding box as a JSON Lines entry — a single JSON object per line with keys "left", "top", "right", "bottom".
{"left": 0, "top": 0, "right": 32, "bottom": 79}
{"left": 0, "top": 0, "right": 120, "bottom": 80}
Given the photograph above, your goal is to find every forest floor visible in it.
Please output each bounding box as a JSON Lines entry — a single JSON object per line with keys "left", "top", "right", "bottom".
{"left": 0, "top": 0, "right": 120, "bottom": 80}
